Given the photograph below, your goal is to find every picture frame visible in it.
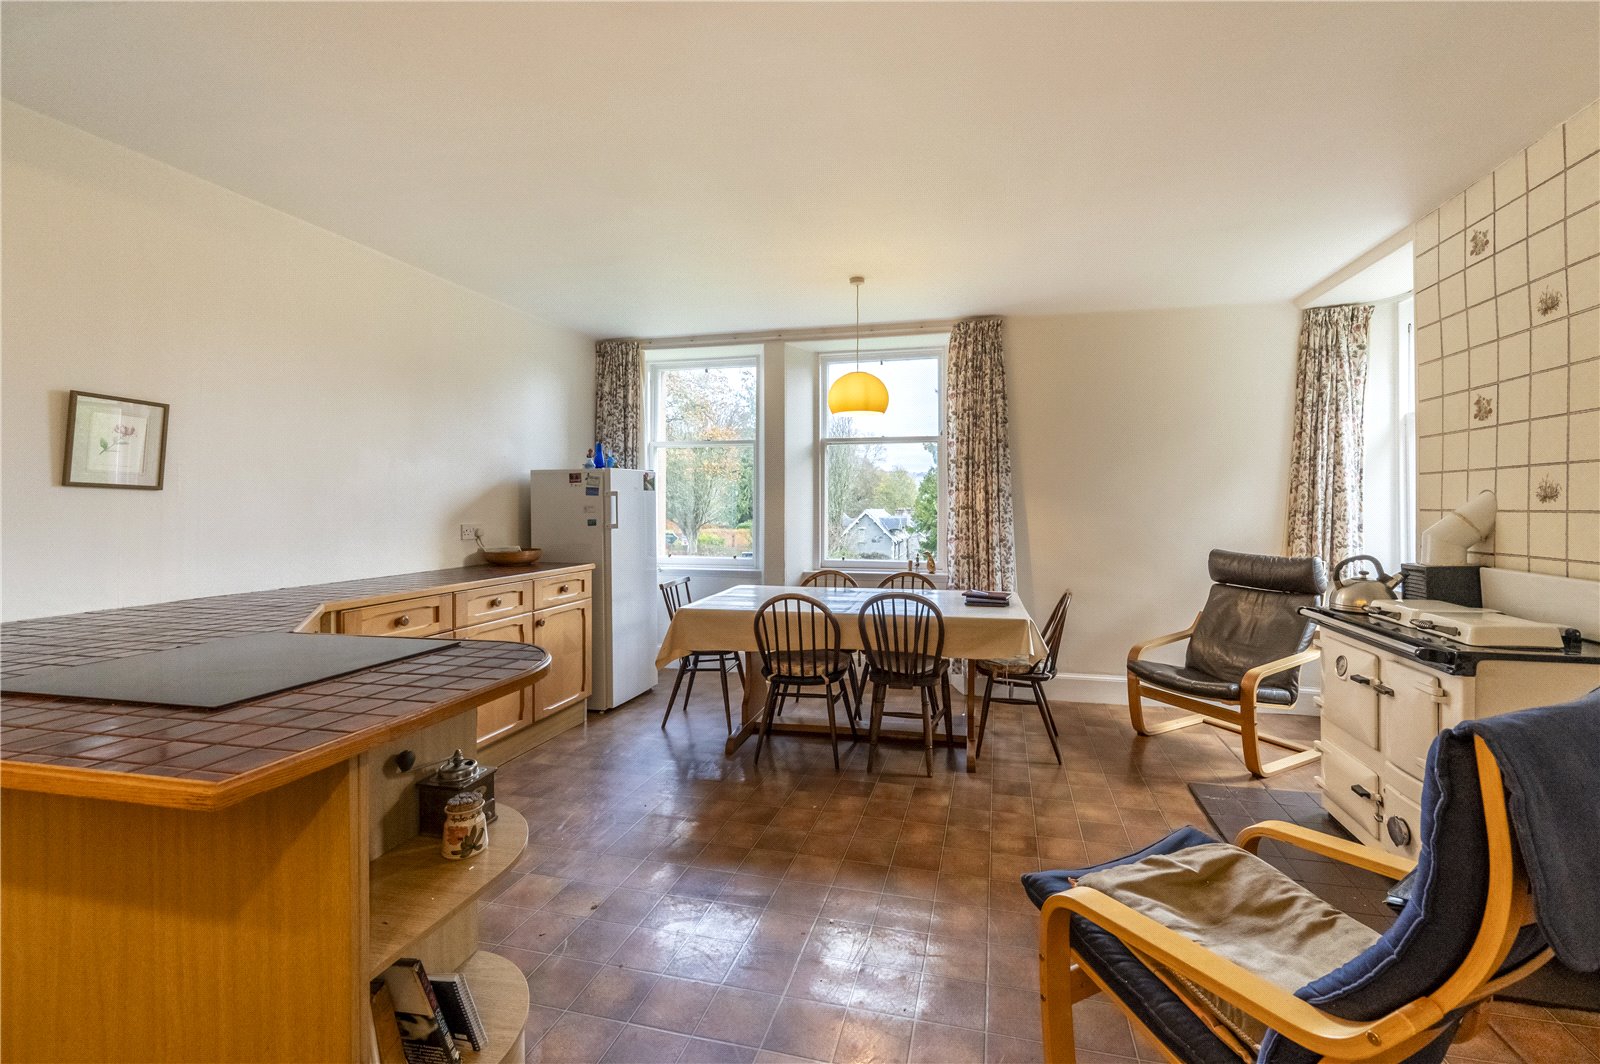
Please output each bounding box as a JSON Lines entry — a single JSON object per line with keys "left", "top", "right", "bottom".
{"left": 62, "top": 390, "right": 170, "bottom": 490}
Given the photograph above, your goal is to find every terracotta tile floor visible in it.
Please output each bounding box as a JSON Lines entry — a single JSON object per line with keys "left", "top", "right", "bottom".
{"left": 481, "top": 675, "right": 1597, "bottom": 1063}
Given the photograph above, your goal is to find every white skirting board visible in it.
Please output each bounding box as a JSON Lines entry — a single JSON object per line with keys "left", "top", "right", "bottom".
{"left": 661, "top": 660, "right": 1322, "bottom": 715}
{"left": 951, "top": 669, "right": 1321, "bottom": 715}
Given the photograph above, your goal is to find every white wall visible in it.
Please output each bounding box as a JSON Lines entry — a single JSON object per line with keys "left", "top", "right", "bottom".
{"left": 1, "top": 104, "right": 593, "bottom": 621}
{"left": 1005, "top": 305, "right": 1302, "bottom": 688}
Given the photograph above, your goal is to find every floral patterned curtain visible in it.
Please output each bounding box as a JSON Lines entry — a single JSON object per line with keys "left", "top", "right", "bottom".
{"left": 594, "top": 339, "right": 644, "bottom": 468}
{"left": 945, "top": 317, "right": 1017, "bottom": 591}
{"left": 1284, "top": 304, "right": 1374, "bottom": 566}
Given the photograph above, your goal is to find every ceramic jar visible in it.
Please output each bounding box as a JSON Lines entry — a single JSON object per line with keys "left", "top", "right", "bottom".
{"left": 441, "top": 791, "right": 488, "bottom": 860}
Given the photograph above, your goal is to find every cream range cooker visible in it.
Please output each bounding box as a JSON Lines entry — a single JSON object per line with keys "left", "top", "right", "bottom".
{"left": 1304, "top": 597, "right": 1600, "bottom": 860}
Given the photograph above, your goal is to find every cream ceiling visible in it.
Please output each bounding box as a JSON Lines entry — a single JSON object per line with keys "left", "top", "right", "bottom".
{"left": 3, "top": 2, "right": 1596, "bottom": 337}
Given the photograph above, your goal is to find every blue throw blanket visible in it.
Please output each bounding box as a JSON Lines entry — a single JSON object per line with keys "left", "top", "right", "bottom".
{"left": 1457, "top": 687, "right": 1600, "bottom": 972}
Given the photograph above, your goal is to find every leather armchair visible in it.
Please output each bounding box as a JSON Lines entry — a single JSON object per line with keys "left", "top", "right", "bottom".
{"left": 1126, "top": 549, "right": 1327, "bottom": 777}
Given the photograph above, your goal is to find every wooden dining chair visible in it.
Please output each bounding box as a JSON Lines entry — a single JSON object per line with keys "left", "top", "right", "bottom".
{"left": 751, "top": 594, "right": 860, "bottom": 770}
{"left": 659, "top": 577, "right": 743, "bottom": 733}
{"left": 801, "top": 569, "right": 858, "bottom": 589}
{"left": 876, "top": 571, "right": 937, "bottom": 590}
{"left": 857, "top": 592, "right": 954, "bottom": 776}
{"left": 974, "top": 590, "right": 1071, "bottom": 765}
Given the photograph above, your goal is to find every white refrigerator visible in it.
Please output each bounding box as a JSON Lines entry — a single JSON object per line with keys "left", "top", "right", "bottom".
{"left": 528, "top": 468, "right": 659, "bottom": 711}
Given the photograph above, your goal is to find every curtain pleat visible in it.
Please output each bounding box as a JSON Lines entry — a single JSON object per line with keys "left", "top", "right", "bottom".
{"left": 1284, "top": 304, "right": 1374, "bottom": 567}
{"left": 594, "top": 339, "right": 644, "bottom": 469}
{"left": 945, "top": 317, "right": 1017, "bottom": 592}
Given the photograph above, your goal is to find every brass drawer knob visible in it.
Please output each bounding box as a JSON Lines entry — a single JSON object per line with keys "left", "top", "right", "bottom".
{"left": 536, "top": 618, "right": 546, "bottom": 628}
{"left": 489, "top": 597, "right": 503, "bottom": 607}
{"left": 395, "top": 615, "right": 411, "bottom": 627}
{"left": 558, "top": 584, "right": 570, "bottom": 594}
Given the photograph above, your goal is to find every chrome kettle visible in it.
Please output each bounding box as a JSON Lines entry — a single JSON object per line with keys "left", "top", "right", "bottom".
{"left": 1328, "top": 555, "right": 1402, "bottom": 613}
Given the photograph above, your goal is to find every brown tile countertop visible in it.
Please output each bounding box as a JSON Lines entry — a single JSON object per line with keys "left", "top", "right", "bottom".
{"left": 0, "top": 563, "right": 591, "bottom": 810}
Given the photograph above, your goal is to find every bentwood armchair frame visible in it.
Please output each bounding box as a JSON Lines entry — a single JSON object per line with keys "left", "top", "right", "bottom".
{"left": 1037, "top": 736, "right": 1549, "bottom": 1064}
{"left": 1127, "top": 617, "right": 1321, "bottom": 778}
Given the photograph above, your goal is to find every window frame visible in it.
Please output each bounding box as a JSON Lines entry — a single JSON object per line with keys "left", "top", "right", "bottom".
{"left": 1396, "top": 296, "right": 1417, "bottom": 561}
{"left": 645, "top": 352, "right": 762, "bottom": 570}
{"left": 814, "top": 347, "right": 946, "bottom": 570}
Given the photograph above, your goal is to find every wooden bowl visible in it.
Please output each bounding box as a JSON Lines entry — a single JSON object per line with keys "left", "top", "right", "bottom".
{"left": 482, "top": 547, "right": 542, "bottom": 567}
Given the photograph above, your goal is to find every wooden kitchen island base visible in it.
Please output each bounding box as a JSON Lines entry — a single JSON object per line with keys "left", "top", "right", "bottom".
{"left": 0, "top": 564, "right": 587, "bottom": 1062}
{"left": 3, "top": 765, "right": 367, "bottom": 1061}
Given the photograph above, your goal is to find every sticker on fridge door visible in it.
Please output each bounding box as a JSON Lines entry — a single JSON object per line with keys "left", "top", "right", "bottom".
{"left": 643, "top": 471, "right": 656, "bottom": 491}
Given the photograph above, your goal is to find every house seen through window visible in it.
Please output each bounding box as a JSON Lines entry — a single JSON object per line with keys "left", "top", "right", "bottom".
{"left": 820, "top": 351, "right": 943, "bottom": 565}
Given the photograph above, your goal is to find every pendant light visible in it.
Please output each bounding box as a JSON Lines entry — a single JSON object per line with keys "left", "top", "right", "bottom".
{"left": 827, "top": 275, "right": 890, "bottom": 416}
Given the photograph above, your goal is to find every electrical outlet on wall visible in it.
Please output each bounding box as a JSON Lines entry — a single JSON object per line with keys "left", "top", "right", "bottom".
{"left": 459, "top": 524, "right": 482, "bottom": 542}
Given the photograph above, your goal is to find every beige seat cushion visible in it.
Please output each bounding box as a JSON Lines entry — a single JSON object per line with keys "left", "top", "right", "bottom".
{"left": 1077, "top": 842, "right": 1380, "bottom": 1053}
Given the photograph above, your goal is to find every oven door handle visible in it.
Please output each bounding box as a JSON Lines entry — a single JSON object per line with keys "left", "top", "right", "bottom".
{"left": 1350, "top": 674, "right": 1395, "bottom": 696}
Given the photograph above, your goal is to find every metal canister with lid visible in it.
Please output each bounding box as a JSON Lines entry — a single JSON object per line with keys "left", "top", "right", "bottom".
{"left": 416, "top": 748, "right": 497, "bottom": 836}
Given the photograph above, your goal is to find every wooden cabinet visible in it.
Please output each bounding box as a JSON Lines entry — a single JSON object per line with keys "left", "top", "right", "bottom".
{"left": 458, "top": 615, "right": 534, "bottom": 745}
{"left": 331, "top": 569, "right": 593, "bottom": 751}
{"left": 531, "top": 599, "right": 591, "bottom": 720}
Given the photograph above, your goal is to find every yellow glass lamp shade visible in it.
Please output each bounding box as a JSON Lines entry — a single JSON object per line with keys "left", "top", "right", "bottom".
{"left": 828, "top": 370, "right": 890, "bottom": 415}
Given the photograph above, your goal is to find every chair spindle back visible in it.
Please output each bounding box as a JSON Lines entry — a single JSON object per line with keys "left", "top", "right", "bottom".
{"left": 1038, "top": 590, "right": 1073, "bottom": 678}
{"left": 858, "top": 592, "right": 946, "bottom": 680}
{"left": 877, "top": 571, "right": 937, "bottom": 590}
{"left": 660, "top": 577, "right": 693, "bottom": 619}
{"left": 753, "top": 594, "right": 844, "bottom": 681}
{"left": 802, "top": 569, "right": 858, "bottom": 589}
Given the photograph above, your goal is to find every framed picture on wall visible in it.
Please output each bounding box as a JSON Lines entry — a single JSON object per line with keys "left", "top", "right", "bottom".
{"left": 62, "top": 390, "right": 169, "bottom": 490}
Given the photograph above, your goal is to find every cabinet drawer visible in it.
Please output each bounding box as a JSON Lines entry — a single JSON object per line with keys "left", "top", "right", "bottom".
{"left": 454, "top": 581, "right": 533, "bottom": 627}
{"left": 339, "top": 594, "right": 452, "bottom": 637}
{"left": 534, "top": 572, "right": 590, "bottom": 608}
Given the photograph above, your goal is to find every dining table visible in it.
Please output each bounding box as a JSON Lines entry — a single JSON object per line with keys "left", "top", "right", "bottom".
{"left": 654, "top": 583, "right": 1045, "bottom": 772}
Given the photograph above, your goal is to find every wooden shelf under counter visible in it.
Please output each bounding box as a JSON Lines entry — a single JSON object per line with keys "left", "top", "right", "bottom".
{"left": 455, "top": 950, "right": 532, "bottom": 1064}
{"left": 369, "top": 806, "right": 528, "bottom": 976}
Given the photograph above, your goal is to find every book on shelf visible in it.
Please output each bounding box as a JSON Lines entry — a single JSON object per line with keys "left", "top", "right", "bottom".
{"left": 379, "top": 958, "right": 461, "bottom": 1064}
{"left": 430, "top": 972, "right": 489, "bottom": 1053}
{"left": 369, "top": 979, "right": 409, "bottom": 1064}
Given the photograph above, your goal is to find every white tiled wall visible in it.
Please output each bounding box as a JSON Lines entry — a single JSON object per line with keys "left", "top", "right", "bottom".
{"left": 1415, "top": 101, "right": 1600, "bottom": 580}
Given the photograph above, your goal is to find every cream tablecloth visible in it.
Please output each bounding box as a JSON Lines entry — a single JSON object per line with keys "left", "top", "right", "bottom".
{"left": 655, "top": 584, "right": 1045, "bottom": 667}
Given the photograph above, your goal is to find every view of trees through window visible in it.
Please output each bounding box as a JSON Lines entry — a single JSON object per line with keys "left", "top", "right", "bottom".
{"left": 822, "top": 355, "right": 941, "bottom": 562}
{"left": 652, "top": 362, "right": 757, "bottom": 559}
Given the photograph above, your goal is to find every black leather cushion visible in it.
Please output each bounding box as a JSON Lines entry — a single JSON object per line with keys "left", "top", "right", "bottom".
{"left": 1128, "top": 659, "right": 1296, "bottom": 706}
{"left": 1208, "top": 549, "right": 1328, "bottom": 595}
{"left": 1183, "top": 552, "right": 1322, "bottom": 700}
